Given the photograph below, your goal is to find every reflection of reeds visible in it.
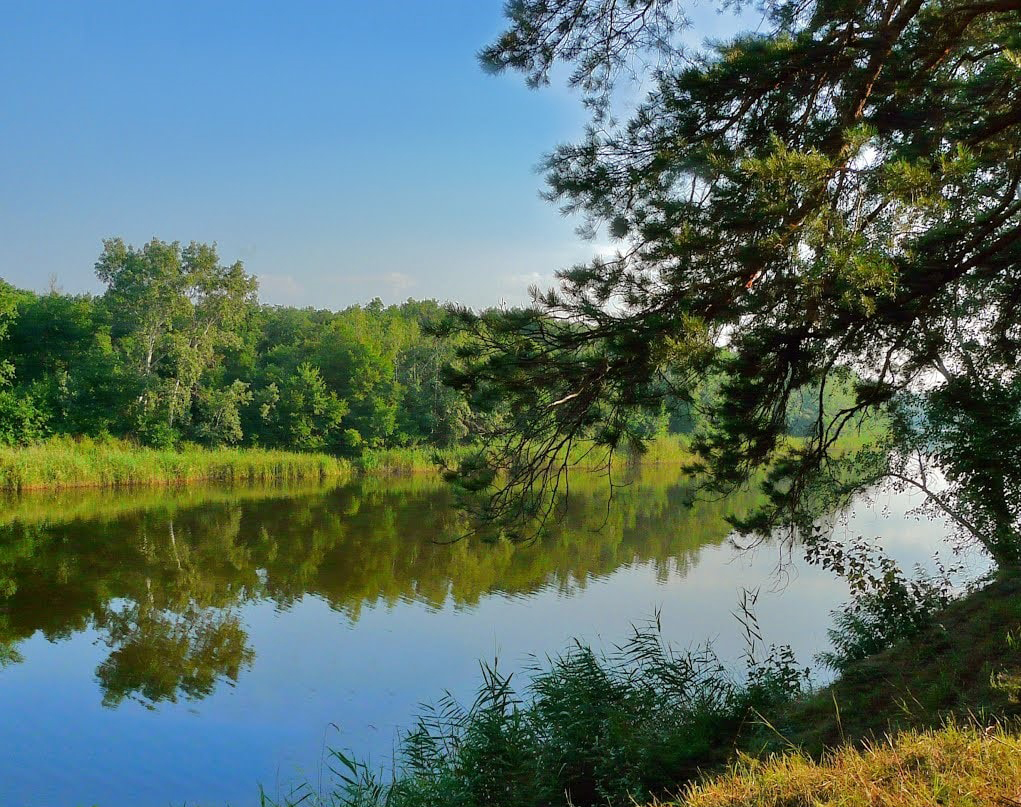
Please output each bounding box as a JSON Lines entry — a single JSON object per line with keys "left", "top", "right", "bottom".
{"left": 0, "top": 435, "right": 349, "bottom": 492}
{"left": 0, "top": 477, "right": 338, "bottom": 527}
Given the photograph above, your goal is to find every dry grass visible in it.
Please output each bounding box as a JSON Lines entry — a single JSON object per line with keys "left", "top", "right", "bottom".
{"left": 670, "top": 723, "right": 1021, "bottom": 807}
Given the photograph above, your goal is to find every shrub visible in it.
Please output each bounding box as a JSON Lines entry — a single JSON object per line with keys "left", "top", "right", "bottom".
{"left": 816, "top": 539, "right": 956, "bottom": 672}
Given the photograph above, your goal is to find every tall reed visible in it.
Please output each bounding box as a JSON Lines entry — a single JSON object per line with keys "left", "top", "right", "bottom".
{"left": 0, "top": 436, "right": 349, "bottom": 491}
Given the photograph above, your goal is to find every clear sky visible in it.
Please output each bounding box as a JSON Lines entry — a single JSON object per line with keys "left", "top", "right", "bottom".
{"left": 0, "top": 1, "right": 750, "bottom": 310}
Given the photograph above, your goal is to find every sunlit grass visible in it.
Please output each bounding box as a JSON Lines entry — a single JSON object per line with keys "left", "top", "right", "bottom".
{"left": 0, "top": 436, "right": 350, "bottom": 491}
{"left": 356, "top": 444, "right": 473, "bottom": 475}
{"left": 674, "top": 722, "right": 1021, "bottom": 807}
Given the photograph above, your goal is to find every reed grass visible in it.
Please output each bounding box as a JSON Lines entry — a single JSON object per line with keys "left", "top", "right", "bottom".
{"left": 355, "top": 444, "right": 473, "bottom": 475}
{"left": 358, "top": 436, "right": 696, "bottom": 476}
{"left": 0, "top": 435, "right": 697, "bottom": 493}
{"left": 263, "top": 621, "right": 806, "bottom": 807}
{"left": 0, "top": 436, "right": 349, "bottom": 492}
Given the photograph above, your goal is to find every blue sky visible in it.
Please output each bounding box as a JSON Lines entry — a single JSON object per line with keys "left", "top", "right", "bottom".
{"left": 0, "top": 1, "right": 751, "bottom": 309}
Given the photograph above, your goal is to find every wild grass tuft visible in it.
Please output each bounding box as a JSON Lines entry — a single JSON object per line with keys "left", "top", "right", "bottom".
{"left": 260, "top": 619, "right": 806, "bottom": 807}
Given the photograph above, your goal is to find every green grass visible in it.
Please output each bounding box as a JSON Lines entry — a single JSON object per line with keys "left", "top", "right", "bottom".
{"left": 356, "top": 435, "right": 695, "bottom": 476}
{"left": 0, "top": 434, "right": 698, "bottom": 493}
{"left": 356, "top": 444, "right": 473, "bottom": 475}
{"left": 0, "top": 436, "right": 350, "bottom": 491}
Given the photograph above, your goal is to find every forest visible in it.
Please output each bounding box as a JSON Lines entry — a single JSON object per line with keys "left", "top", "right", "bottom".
{"left": 0, "top": 237, "right": 848, "bottom": 461}
{"left": 0, "top": 238, "right": 468, "bottom": 455}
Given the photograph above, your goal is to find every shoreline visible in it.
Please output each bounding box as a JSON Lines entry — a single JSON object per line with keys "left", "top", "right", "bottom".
{"left": 0, "top": 435, "right": 696, "bottom": 493}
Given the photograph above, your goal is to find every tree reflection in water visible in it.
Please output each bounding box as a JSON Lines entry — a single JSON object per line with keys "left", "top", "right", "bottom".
{"left": 0, "top": 468, "right": 764, "bottom": 707}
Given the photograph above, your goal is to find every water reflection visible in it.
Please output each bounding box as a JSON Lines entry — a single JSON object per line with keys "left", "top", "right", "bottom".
{"left": 0, "top": 471, "right": 966, "bottom": 807}
{"left": 0, "top": 468, "right": 763, "bottom": 708}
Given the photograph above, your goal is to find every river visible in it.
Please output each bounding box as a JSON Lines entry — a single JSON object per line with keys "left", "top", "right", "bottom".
{"left": 0, "top": 466, "right": 977, "bottom": 806}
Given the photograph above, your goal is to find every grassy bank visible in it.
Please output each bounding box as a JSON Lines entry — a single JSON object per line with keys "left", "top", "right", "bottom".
{"left": 675, "top": 723, "right": 1021, "bottom": 807}
{"left": 776, "top": 575, "right": 1021, "bottom": 755}
{"left": 0, "top": 437, "right": 349, "bottom": 491}
{"left": 354, "top": 435, "right": 696, "bottom": 476}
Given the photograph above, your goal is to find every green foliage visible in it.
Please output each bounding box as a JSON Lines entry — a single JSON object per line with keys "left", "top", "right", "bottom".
{"left": 0, "top": 435, "right": 348, "bottom": 491}
{"left": 195, "top": 379, "right": 253, "bottom": 446}
{"left": 0, "top": 245, "right": 473, "bottom": 456}
{"left": 451, "top": 0, "right": 1021, "bottom": 568}
{"left": 258, "top": 362, "right": 348, "bottom": 451}
{"left": 0, "top": 282, "right": 50, "bottom": 445}
{"left": 0, "top": 388, "right": 49, "bottom": 446}
{"left": 814, "top": 539, "right": 957, "bottom": 672}
{"left": 901, "top": 376, "right": 1021, "bottom": 569}
{"left": 95, "top": 238, "right": 258, "bottom": 443}
{"left": 1, "top": 235, "right": 849, "bottom": 474}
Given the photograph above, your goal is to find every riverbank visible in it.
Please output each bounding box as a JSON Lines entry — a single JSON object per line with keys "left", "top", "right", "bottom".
{"left": 642, "top": 575, "right": 1021, "bottom": 805}
{"left": 0, "top": 437, "right": 350, "bottom": 491}
{"left": 660, "top": 576, "right": 1021, "bottom": 806}
{"left": 776, "top": 574, "right": 1021, "bottom": 754}
{"left": 0, "top": 435, "right": 697, "bottom": 491}
{"left": 677, "top": 723, "right": 1021, "bottom": 806}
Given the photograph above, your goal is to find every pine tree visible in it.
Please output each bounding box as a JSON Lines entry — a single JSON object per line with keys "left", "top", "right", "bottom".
{"left": 445, "top": 0, "right": 1021, "bottom": 566}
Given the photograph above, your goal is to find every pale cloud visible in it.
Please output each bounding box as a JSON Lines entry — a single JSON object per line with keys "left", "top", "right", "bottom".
{"left": 501, "top": 270, "right": 557, "bottom": 288}
{"left": 256, "top": 272, "right": 304, "bottom": 304}
{"left": 381, "top": 271, "right": 417, "bottom": 294}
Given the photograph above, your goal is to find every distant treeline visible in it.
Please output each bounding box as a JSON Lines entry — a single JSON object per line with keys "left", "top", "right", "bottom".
{"left": 0, "top": 239, "right": 473, "bottom": 454}
{"left": 0, "top": 238, "right": 854, "bottom": 455}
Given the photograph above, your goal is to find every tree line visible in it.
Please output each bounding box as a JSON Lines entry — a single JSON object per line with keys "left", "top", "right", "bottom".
{"left": 0, "top": 238, "right": 473, "bottom": 454}
{"left": 0, "top": 237, "right": 856, "bottom": 458}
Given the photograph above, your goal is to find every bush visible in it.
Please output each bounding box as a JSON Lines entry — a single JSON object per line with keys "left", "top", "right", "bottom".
{"left": 816, "top": 539, "right": 956, "bottom": 672}
{"left": 0, "top": 388, "right": 49, "bottom": 445}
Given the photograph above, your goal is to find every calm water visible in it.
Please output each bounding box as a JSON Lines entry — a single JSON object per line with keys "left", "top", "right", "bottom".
{"left": 0, "top": 468, "right": 976, "bottom": 807}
